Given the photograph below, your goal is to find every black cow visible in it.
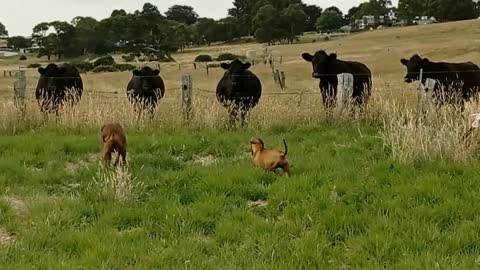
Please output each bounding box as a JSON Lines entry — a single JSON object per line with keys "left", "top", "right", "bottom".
{"left": 216, "top": 59, "right": 262, "bottom": 127}
{"left": 126, "top": 67, "right": 165, "bottom": 117}
{"left": 400, "top": 54, "right": 480, "bottom": 108}
{"left": 35, "top": 63, "right": 83, "bottom": 114}
{"left": 302, "top": 50, "right": 372, "bottom": 111}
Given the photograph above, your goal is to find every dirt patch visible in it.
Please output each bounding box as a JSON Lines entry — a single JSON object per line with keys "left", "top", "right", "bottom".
{"left": 0, "top": 227, "right": 15, "bottom": 246}
{"left": 191, "top": 155, "right": 217, "bottom": 167}
{"left": 65, "top": 161, "right": 88, "bottom": 175}
{"left": 2, "top": 196, "right": 29, "bottom": 216}
{"left": 248, "top": 200, "right": 269, "bottom": 208}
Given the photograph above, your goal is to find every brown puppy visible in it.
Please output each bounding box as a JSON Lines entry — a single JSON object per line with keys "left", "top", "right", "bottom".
{"left": 250, "top": 137, "right": 290, "bottom": 176}
{"left": 100, "top": 123, "right": 127, "bottom": 166}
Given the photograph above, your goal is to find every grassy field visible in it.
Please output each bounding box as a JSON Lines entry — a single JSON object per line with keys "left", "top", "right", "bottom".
{"left": 1, "top": 20, "right": 480, "bottom": 269}
{"left": 2, "top": 125, "right": 480, "bottom": 269}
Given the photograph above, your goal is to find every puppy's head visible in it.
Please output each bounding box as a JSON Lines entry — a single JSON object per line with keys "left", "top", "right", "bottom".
{"left": 250, "top": 137, "right": 265, "bottom": 156}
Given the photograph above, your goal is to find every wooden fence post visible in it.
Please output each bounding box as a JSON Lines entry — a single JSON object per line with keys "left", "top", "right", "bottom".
{"left": 181, "top": 75, "right": 193, "bottom": 120}
{"left": 14, "top": 70, "right": 27, "bottom": 117}
{"left": 280, "top": 71, "right": 286, "bottom": 89}
{"left": 206, "top": 65, "right": 209, "bottom": 75}
{"left": 336, "top": 73, "right": 354, "bottom": 115}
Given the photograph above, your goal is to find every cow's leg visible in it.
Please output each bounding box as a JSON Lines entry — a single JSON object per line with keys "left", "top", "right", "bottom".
{"left": 240, "top": 108, "right": 248, "bottom": 128}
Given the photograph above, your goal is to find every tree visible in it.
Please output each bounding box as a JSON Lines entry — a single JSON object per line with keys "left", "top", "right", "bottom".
{"left": 139, "top": 2, "right": 162, "bottom": 18}
{"left": 7, "top": 36, "right": 31, "bottom": 49}
{"left": 397, "top": 0, "right": 424, "bottom": 21}
{"left": 228, "top": 0, "right": 259, "bottom": 36}
{"left": 111, "top": 9, "right": 127, "bottom": 17}
{"left": 72, "top": 17, "right": 98, "bottom": 54}
{"left": 325, "top": 6, "right": 343, "bottom": 16}
{"left": 429, "top": 0, "right": 479, "bottom": 22}
{"left": 316, "top": 10, "right": 343, "bottom": 32}
{"left": 302, "top": 4, "right": 322, "bottom": 32}
{"left": 165, "top": 5, "right": 198, "bottom": 25}
{"left": 0, "top": 22, "right": 7, "bottom": 37}
{"left": 253, "top": 5, "right": 282, "bottom": 44}
{"left": 218, "top": 17, "right": 243, "bottom": 43}
{"left": 194, "top": 18, "right": 221, "bottom": 45}
{"left": 282, "top": 4, "right": 308, "bottom": 43}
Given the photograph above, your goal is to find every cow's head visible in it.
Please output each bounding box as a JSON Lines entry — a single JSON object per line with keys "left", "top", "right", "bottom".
{"left": 38, "top": 64, "right": 67, "bottom": 92}
{"left": 400, "top": 54, "right": 430, "bottom": 83}
{"left": 221, "top": 59, "right": 251, "bottom": 88}
{"left": 132, "top": 67, "right": 161, "bottom": 92}
{"left": 302, "top": 50, "right": 337, "bottom": 78}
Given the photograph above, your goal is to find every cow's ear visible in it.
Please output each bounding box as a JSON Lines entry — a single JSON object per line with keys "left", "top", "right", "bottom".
{"left": 153, "top": 69, "right": 160, "bottom": 75}
{"left": 400, "top": 58, "right": 409, "bottom": 66}
{"left": 243, "top": 63, "right": 251, "bottom": 70}
{"left": 302, "top": 53, "right": 313, "bottom": 62}
{"left": 221, "top": 63, "right": 231, "bottom": 70}
{"left": 38, "top": 67, "right": 46, "bottom": 75}
{"left": 133, "top": 70, "right": 141, "bottom": 76}
{"left": 58, "top": 67, "right": 67, "bottom": 76}
{"left": 421, "top": 58, "right": 430, "bottom": 65}
{"left": 329, "top": 53, "right": 337, "bottom": 60}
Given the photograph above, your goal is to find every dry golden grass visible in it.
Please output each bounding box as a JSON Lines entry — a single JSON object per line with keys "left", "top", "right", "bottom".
{"left": 1, "top": 20, "right": 480, "bottom": 161}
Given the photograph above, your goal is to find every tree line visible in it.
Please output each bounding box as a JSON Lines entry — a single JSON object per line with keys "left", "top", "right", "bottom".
{"left": 1, "top": 0, "right": 479, "bottom": 60}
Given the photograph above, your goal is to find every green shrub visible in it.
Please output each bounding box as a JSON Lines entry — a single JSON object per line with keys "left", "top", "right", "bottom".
{"left": 215, "top": 53, "right": 245, "bottom": 61}
{"left": 122, "top": 54, "right": 136, "bottom": 62}
{"left": 113, "top": 64, "right": 136, "bottom": 72}
{"left": 19, "top": 55, "right": 27, "bottom": 61}
{"left": 94, "top": 56, "right": 115, "bottom": 67}
{"left": 92, "top": 65, "right": 118, "bottom": 73}
{"left": 194, "top": 55, "right": 213, "bottom": 62}
{"left": 70, "top": 61, "right": 95, "bottom": 73}
{"left": 27, "top": 63, "right": 41, "bottom": 68}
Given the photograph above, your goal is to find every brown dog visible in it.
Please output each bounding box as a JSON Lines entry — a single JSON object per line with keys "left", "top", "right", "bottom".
{"left": 100, "top": 123, "right": 127, "bottom": 166}
{"left": 250, "top": 137, "right": 290, "bottom": 176}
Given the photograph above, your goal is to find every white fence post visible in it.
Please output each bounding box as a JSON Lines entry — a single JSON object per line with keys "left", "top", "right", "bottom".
{"left": 422, "top": 78, "right": 436, "bottom": 102}
{"left": 14, "top": 70, "right": 26, "bottom": 117}
{"left": 181, "top": 75, "right": 193, "bottom": 120}
{"left": 336, "top": 73, "right": 354, "bottom": 115}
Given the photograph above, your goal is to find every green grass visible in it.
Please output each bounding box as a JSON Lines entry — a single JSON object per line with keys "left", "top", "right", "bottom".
{"left": 1, "top": 125, "right": 480, "bottom": 269}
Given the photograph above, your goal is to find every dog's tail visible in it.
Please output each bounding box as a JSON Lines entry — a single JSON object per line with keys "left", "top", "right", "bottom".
{"left": 282, "top": 139, "right": 288, "bottom": 157}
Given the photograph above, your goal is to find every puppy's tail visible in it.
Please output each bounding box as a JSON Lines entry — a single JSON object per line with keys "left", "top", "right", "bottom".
{"left": 282, "top": 139, "right": 288, "bottom": 157}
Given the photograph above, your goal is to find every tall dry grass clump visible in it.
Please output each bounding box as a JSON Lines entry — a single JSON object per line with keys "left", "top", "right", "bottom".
{"left": 93, "top": 166, "right": 142, "bottom": 202}
{"left": 380, "top": 101, "right": 479, "bottom": 162}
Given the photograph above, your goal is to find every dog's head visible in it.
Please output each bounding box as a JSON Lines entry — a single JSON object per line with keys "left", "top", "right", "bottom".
{"left": 249, "top": 137, "right": 265, "bottom": 156}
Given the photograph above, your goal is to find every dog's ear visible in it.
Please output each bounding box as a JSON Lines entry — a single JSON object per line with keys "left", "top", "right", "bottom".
{"left": 258, "top": 138, "right": 265, "bottom": 147}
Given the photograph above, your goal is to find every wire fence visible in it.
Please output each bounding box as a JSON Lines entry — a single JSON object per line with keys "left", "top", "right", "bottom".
{"left": 3, "top": 66, "right": 480, "bottom": 111}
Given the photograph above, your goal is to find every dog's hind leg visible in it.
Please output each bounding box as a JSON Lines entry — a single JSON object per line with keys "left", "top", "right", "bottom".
{"left": 281, "top": 163, "right": 290, "bottom": 177}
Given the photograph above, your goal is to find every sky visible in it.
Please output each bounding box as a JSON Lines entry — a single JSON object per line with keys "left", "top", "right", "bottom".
{"left": 1, "top": 0, "right": 399, "bottom": 36}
